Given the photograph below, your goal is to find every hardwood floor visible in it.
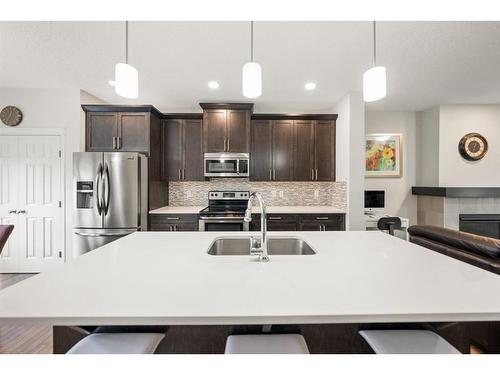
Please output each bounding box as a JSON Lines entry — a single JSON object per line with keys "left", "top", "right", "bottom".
{"left": 0, "top": 273, "right": 53, "bottom": 354}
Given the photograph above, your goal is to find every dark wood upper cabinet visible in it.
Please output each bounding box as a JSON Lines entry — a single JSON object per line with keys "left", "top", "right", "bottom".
{"left": 250, "top": 120, "right": 273, "bottom": 181}
{"left": 272, "top": 120, "right": 294, "bottom": 181}
{"left": 201, "top": 103, "right": 253, "bottom": 153}
{"left": 162, "top": 119, "right": 183, "bottom": 181}
{"left": 83, "top": 107, "right": 160, "bottom": 156}
{"left": 86, "top": 112, "right": 118, "bottom": 151}
{"left": 250, "top": 116, "right": 336, "bottom": 182}
{"left": 118, "top": 113, "right": 149, "bottom": 151}
{"left": 162, "top": 118, "right": 203, "bottom": 182}
{"left": 293, "top": 120, "right": 315, "bottom": 181}
{"left": 203, "top": 110, "right": 227, "bottom": 153}
{"left": 183, "top": 119, "right": 204, "bottom": 181}
{"left": 227, "top": 110, "right": 250, "bottom": 152}
{"left": 314, "top": 120, "right": 336, "bottom": 181}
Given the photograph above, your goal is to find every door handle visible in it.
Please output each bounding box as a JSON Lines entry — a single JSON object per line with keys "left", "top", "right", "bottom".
{"left": 8, "top": 209, "right": 17, "bottom": 214}
{"left": 95, "top": 162, "right": 103, "bottom": 215}
{"left": 103, "top": 162, "right": 111, "bottom": 215}
{"left": 17, "top": 210, "right": 27, "bottom": 214}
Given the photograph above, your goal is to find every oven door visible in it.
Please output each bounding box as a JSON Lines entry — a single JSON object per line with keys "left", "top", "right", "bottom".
{"left": 199, "top": 217, "right": 249, "bottom": 232}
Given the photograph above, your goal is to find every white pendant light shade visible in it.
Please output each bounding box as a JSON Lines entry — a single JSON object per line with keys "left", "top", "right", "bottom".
{"left": 242, "top": 62, "right": 262, "bottom": 99}
{"left": 114, "top": 63, "right": 138, "bottom": 99}
{"left": 363, "top": 66, "right": 386, "bottom": 102}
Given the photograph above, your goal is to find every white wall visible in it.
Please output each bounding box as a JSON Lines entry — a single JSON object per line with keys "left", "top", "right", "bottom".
{"left": 334, "top": 91, "right": 365, "bottom": 230}
{"left": 439, "top": 104, "right": 500, "bottom": 187}
{"left": 0, "top": 88, "right": 82, "bottom": 260}
{"left": 416, "top": 106, "right": 439, "bottom": 186}
{"left": 365, "top": 111, "right": 418, "bottom": 225}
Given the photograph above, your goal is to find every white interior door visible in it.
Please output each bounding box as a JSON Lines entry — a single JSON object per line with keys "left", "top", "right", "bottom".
{"left": 0, "top": 136, "right": 20, "bottom": 271}
{"left": 0, "top": 135, "right": 64, "bottom": 273}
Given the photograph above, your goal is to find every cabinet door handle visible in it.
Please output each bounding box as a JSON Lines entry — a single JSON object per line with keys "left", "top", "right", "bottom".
{"left": 316, "top": 217, "right": 329, "bottom": 220}
{"left": 273, "top": 169, "right": 276, "bottom": 180}
{"left": 315, "top": 169, "right": 318, "bottom": 180}
{"left": 178, "top": 169, "right": 181, "bottom": 180}
{"left": 167, "top": 217, "right": 180, "bottom": 220}
{"left": 269, "top": 169, "right": 272, "bottom": 180}
{"left": 269, "top": 216, "right": 282, "bottom": 220}
{"left": 8, "top": 209, "right": 17, "bottom": 214}
{"left": 118, "top": 137, "right": 122, "bottom": 149}
{"left": 112, "top": 137, "right": 116, "bottom": 149}
{"left": 17, "top": 209, "right": 27, "bottom": 214}
{"left": 183, "top": 169, "right": 186, "bottom": 180}
{"left": 227, "top": 138, "right": 230, "bottom": 151}
{"left": 311, "top": 169, "right": 314, "bottom": 180}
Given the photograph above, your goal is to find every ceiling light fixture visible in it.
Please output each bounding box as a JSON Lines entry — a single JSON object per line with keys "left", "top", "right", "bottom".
{"left": 363, "top": 21, "right": 386, "bottom": 102}
{"left": 208, "top": 81, "right": 220, "bottom": 89}
{"left": 242, "top": 21, "right": 262, "bottom": 99}
{"left": 113, "top": 21, "right": 139, "bottom": 99}
{"left": 305, "top": 82, "right": 316, "bottom": 90}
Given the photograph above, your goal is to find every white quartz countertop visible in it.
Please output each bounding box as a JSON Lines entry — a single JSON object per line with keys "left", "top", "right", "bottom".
{"left": 1, "top": 231, "right": 500, "bottom": 325}
{"left": 149, "top": 206, "right": 346, "bottom": 214}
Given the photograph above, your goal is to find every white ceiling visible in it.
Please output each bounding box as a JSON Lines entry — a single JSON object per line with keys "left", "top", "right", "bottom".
{"left": 1, "top": 21, "right": 500, "bottom": 113}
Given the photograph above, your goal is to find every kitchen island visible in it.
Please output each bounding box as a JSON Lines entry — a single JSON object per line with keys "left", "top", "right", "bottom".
{"left": 1, "top": 231, "right": 500, "bottom": 326}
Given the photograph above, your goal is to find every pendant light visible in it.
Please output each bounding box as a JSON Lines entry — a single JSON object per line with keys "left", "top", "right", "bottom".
{"left": 363, "top": 21, "right": 386, "bottom": 102}
{"left": 114, "top": 21, "right": 139, "bottom": 99}
{"left": 242, "top": 21, "right": 262, "bottom": 99}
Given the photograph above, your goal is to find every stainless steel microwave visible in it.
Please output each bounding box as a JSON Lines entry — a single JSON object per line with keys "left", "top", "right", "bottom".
{"left": 204, "top": 153, "right": 249, "bottom": 177}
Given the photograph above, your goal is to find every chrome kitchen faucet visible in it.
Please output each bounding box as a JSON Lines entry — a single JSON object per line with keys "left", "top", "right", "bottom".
{"left": 244, "top": 192, "right": 269, "bottom": 262}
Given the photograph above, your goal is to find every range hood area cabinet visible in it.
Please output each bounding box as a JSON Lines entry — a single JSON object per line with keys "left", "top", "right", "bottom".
{"left": 250, "top": 115, "right": 337, "bottom": 181}
{"left": 161, "top": 116, "right": 204, "bottom": 181}
{"left": 200, "top": 103, "right": 253, "bottom": 153}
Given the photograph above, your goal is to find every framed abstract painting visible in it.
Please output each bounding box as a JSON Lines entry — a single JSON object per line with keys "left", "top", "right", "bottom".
{"left": 365, "top": 133, "right": 403, "bottom": 178}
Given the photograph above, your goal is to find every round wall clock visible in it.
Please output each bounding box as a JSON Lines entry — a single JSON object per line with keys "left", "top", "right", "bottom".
{"left": 458, "top": 132, "right": 488, "bottom": 161}
{"left": 0, "top": 106, "right": 23, "bottom": 127}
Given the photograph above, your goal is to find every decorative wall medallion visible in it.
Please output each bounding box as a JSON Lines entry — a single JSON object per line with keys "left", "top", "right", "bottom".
{"left": 0, "top": 106, "right": 23, "bottom": 127}
{"left": 458, "top": 133, "right": 488, "bottom": 161}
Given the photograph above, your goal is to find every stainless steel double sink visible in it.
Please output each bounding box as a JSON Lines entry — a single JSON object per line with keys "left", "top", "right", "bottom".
{"left": 207, "top": 237, "right": 316, "bottom": 256}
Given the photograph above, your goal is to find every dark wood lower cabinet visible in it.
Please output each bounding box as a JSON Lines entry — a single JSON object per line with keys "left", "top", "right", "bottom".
{"left": 149, "top": 214, "right": 198, "bottom": 232}
{"left": 251, "top": 213, "right": 345, "bottom": 232}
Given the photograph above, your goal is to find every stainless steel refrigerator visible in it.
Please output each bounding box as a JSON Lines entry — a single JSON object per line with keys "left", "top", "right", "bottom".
{"left": 73, "top": 152, "right": 148, "bottom": 256}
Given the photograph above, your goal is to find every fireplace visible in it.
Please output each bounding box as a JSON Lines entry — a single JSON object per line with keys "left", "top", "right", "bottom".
{"left": 459, "top": 214, "right": 500, "bottom": 239}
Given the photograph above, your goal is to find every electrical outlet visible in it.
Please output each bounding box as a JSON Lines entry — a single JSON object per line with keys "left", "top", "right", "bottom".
{"left": 279, "top": 190, "right": 284, "bottom": 198}
{"left": 186, "top": 191, "right": 192, "bottom": 198}
{"left": 272, "top": 190, "right": 277, "bottom": 198}
{"left": 314, "top": 189, "right": 319, "bottom": 199}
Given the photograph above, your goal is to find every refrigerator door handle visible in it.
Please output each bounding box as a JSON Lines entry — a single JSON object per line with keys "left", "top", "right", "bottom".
{"left": 103, "top": 162, "right": 111, "bottom": 215}
{"left": 95, "top": 162, "right": 103, "bottom": 215}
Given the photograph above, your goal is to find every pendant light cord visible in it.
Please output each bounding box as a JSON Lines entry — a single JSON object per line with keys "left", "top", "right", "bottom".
{"left": 125, "top": 21, "right": 129, "bottom": 64}
{"left": 373, "top": 21, "right": 376, "bottom": 66}
{"left": 250, "top": 21, "right": 254, "bottom": 62}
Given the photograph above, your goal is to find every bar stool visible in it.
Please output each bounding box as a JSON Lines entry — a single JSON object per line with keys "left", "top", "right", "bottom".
{"left": 67, "top": 326, "right": 166, "bottom": 354}
{"left": 377, "top": 217, "right": 402, "bottom": 236}
{"left": 359, "top": 330, "right": 460, "bottom": 354}
{"left": 225, "top": 334, "right": 309, "bottom": 354}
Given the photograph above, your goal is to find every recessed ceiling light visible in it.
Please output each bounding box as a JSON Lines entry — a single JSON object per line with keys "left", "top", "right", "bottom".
{"left": 305, "top": 82, "right": 316, "bottom": 90}
{"left": 208, "top": 81, "right": 220, "bottom": 89}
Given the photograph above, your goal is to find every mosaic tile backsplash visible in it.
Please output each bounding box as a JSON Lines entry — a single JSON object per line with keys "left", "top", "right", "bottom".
{"left": 168, "top": 179, "right": 347, "bottom": 210}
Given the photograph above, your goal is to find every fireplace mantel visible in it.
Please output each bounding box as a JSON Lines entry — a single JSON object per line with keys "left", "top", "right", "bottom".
{"left": 412, "top": 186, "right": 500, "bottom": 198}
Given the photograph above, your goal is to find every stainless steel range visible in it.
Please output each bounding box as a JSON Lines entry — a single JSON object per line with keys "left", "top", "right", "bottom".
{"left": 198, "top": 191, "right": 250, "bottom": 231}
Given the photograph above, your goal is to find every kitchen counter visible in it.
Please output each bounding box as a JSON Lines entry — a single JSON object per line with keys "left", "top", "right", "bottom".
{"left": 0, "top": 231, "right": 499, "bottom": 325}
{"left": 149, "top": 206, "right": 346, "bottom": 214}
